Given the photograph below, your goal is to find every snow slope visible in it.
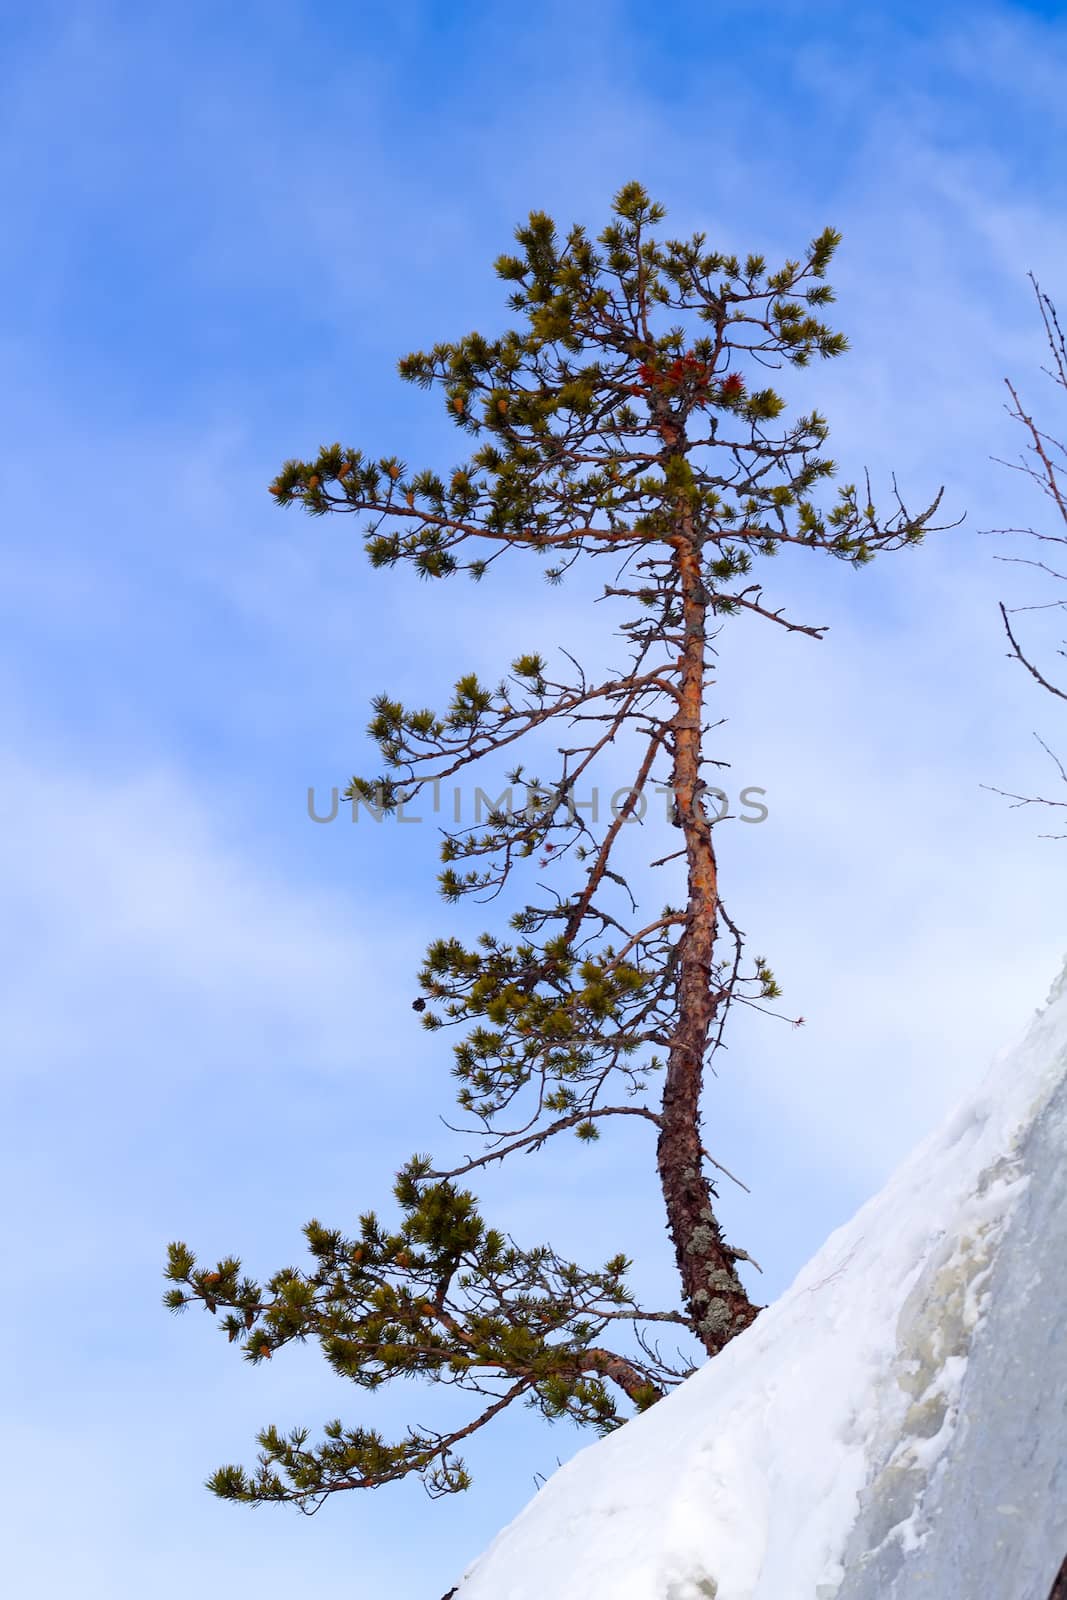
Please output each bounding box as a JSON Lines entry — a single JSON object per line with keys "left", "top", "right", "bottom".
{"left": 452, "top": 962, "right": 1067, "bottom": 1600}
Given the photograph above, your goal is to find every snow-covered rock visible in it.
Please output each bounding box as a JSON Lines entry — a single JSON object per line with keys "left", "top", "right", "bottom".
{"left": 452, "top": 962, "right": 1067, "bottom": 1600}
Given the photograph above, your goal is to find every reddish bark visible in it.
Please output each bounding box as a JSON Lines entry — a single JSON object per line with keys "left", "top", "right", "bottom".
{"left": 657, "top": 522, "right": 759, "bottom": 1357}
{"left": 575, "top": 1346, "right": 656, "bottom": 1403}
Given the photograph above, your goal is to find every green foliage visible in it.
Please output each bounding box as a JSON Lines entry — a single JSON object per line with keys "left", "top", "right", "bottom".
{"left": 165, "top": 1167, "right": 686, "bottom": 1510}
{"left": 269, "top": 183, "right": 938, "bottom": 585}
{"left": 172, "top": 182, "right": 946, "bottom": 1512}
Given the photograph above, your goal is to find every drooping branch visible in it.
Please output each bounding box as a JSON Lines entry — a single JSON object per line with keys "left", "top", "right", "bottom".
{"left": 165, "top": 1165, "right": 685, "bottom": 1507}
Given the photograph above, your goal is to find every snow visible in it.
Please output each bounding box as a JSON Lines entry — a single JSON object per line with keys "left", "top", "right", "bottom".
{"left": 452, "top": 961, "right": 1067, "bottom": 1599}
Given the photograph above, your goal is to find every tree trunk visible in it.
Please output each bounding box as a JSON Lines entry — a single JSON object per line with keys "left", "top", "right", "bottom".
{"left": 657, "top": 526, "right": 759, "bottom": 1357}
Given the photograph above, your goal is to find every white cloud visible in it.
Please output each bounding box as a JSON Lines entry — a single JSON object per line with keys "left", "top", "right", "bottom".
{"left": 0, "top": 748, "right": 406, "bottom": 1086}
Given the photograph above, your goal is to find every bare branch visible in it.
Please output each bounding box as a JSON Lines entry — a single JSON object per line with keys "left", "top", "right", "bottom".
{"left": 1000, "top": 601, "right": 1067, "bottom": 702}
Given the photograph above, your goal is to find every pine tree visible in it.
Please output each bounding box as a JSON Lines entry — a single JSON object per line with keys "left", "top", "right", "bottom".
{"left": 166, "top": 183, "right": 944, "bottom": 1512}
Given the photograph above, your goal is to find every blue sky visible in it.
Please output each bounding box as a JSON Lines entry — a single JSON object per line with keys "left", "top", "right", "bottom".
{"left": 3, "top": 2, "right": 1067, "bottom": 1595}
